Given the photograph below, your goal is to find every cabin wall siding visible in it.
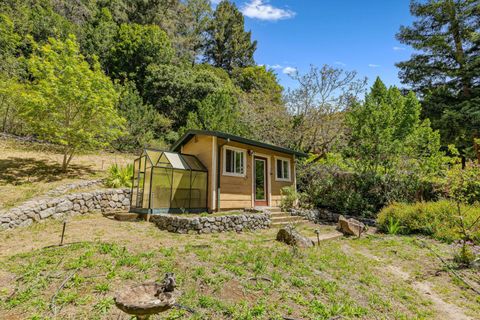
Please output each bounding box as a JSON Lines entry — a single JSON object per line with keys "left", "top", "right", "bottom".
{"left": 218, "top": 139, "right": 294, "bottom": 210}
{"left": 182, "top": 135, "right": 296, "bottom": 211}
{"left": 181, "top": 135, "right": 214, "bottom": 210}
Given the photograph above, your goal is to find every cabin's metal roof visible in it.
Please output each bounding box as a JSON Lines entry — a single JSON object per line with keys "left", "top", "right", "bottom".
{"left": 171, "top": 130, "right": 308, "bottom": 157}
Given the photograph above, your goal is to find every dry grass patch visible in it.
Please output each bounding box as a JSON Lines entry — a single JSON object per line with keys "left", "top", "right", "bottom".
{"left": 0, "top": 137, "right": 134, "bottom": 209}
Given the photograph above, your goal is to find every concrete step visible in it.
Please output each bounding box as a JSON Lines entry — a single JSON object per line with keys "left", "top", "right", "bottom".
{"left": 268, "top": 207, "right": 282, "bottom": 213}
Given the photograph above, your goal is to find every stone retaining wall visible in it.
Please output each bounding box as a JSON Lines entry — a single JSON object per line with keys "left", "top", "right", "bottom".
{"left": 150, "top": 212, "right": 271, "bottom": 234}
{"left": 46, "top": 179, "right": 104, "bottom": 197}
{"left": 0, "top": 189, "right": 131, "bottom": 230}
{"left": 289, "top": 208, "right": 376, "bottom": 226}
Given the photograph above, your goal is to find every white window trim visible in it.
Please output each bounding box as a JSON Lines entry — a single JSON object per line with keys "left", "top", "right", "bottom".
{"left": 274, "top": 156, "right": 292, "bottom": 182}
{"left": 222, "top": 145, "right": 247, "bottom": 177}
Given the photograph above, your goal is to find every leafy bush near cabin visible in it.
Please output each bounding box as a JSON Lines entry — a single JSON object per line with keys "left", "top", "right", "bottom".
{"left": 297, "top": 154, "right": 439, "bottom": 218}
{"left": 280, "top": 186, "right": 298, "bottom": 211}
{"left": 377, "top": 201, "right": 480, "bottom": 244}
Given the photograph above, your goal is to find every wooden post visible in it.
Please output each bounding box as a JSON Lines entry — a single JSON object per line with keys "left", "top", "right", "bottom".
{"left": 60, "top": 221, "right": 67, "bottom": 246}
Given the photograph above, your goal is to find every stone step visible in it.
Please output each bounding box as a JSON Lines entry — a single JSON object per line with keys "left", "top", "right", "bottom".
{"left": 268, "top": 207, "right": 283, "bottom": 213}
{"left": 270, "top": 212, "right": 289, "bottom": 217}
{"left": 271, "top": 220, "right": 308, "bottom": 227}
{"left": 271, "top": 216, "right": 305, "bottom": 223}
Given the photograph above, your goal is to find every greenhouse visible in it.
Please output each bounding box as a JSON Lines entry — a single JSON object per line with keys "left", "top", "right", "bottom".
{"left": 130, "top": 149, "right": 208, "bottom": 214}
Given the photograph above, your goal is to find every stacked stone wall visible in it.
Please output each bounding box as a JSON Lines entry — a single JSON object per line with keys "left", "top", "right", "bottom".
{"left": 0, "top": 189, "right": 131, "bottom": 230}
{"left": 150, "top": 213, "right": 271, "bottom": 234}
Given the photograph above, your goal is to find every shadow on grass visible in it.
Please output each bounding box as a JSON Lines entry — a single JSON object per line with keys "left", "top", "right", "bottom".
{"left": 0, "top": 157, "right": 96, "bottom": 185}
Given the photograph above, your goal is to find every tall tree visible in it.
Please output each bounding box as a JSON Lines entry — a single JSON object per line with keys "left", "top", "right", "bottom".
{"left": 204, "top": 0, "right": 256, "bottom": 73}
{"left": 232, "top": 66, "right": 291, "bottom": 147}
{"left": 396, "top": 0, "right": 480, "bottom": 163}
{"left": 184, "top": 90, "right": 246, "bottom": 135}
{"left": 143, "top": 63, "right": 233, "bottom": 128}
{"left": 177, "top": 0, "right": 212, "bottom": 64}
{"left": 0, "top": 14, "right": 27, "bottom": 135}
{"left": 115, "top": 81, "right": 172, "bottom": 151}
{"left": 346, "top": 78, "right": 443, "bottom": 175}
{"left": 82, "top": 7, "right": 118, "bottom": 66}
{"left": 106, "top": 23, "right": 174, "bottom": 85}
{"left": 286, "top": 65, "right": 367, "bottom": 156}
{"left": 22, "top": 35, "right": 124, "bottom": 171}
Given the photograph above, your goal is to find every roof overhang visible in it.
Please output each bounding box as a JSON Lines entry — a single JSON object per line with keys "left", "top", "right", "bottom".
{"left": 171, "top": 130, "right": 308, "bottom": 158}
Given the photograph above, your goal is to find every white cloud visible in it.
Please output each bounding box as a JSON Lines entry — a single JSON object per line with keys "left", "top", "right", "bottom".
{"left": 241, "top": 0, "right": 296, "bottom": 21}
{"left": 368, "top": 64, "right": 381, "bottom": 68}
{"left": 334, "top": 61, "right": 346, "bottom": 67}
{"left": 267, "top": 64, "right": 283, "bottom": 69}
{"left": 393, "top": 46, "right": 405, "bottom": 51}
{"left": 282, "top": 66, "right": 297, "bottom": 75}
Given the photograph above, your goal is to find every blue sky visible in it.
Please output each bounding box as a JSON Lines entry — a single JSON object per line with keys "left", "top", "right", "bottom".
{"left": 214, "top": 0, "right": 415, "bottom": 90}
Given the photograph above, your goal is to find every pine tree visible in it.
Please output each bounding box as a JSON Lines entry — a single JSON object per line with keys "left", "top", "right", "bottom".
{"left": 204, "top": 0, "right": 257, "bottom": 73}
{"left": 177, "top": 0, "right": 212, "bottom": 64}
{"left": 396, "top": 0, "right": 480, "bottom": 163}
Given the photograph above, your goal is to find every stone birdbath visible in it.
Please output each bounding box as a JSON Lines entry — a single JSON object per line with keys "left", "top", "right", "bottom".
{"left": 114, "top": 273, "right": 179, "bottom": 320}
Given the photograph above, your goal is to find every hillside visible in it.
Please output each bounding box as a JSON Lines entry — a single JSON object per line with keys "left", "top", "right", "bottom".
{"left": 0, "top": 136, "right": 134, "bottom": 209}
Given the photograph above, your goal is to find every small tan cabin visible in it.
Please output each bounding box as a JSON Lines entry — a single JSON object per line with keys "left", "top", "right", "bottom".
{"left": 129, "top": 130, "right": 307, "bottom": 214}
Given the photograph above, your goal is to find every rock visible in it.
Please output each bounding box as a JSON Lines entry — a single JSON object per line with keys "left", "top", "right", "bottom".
{"left": 471, "top": 258, "right": 480, "bottom": 270}
{"left": 276, "top": 227, "right": 314, "bottom": 248}
{"left": 56, "top": 200, "right": 73, "bottom": 213}
{"left": 336, "top": 215, "right": 365, "bottom": 237}
{"left": 19, "top": 219, "right": 32, "bottom": 227}
{"left": 115, "top": 212, "right": 139, "bottom": 221}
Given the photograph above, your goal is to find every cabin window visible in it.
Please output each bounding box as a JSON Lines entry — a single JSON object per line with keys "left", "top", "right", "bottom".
{"left": 223, "top": 146, "right": 246, "bottom": 177}
{"left": 275, "top": 157, "right": 291, "bottom": 181}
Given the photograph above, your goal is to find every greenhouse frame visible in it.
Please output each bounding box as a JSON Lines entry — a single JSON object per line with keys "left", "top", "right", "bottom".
{"left": 130, "top": 149, "right": 208, "bottom": 214}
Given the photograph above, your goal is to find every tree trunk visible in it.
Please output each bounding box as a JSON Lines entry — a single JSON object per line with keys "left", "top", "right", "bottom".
{"left": 447, "top": 0, "right": 471, "bottom": 98}
{"left": 62, "top": 152, "right": 68, "bottom": 172}
{"left": 62, "top": 147, "right": 75, "bottom": 172}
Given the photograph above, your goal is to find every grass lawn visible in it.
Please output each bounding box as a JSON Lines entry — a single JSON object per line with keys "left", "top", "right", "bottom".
{"left": 0, "top": 137, "right": 134, "bottom": 209}
{"left": 0, "top": 214, "right": 479, "bottom": 319}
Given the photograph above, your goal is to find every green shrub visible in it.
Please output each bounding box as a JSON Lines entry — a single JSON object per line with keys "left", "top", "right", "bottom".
{"left": 280, "top": 186, "right": 298, "bottom": 210}
{"left": 377, "top": 200, "right": 480, "bottom": 243}
{"left": 442, "top": 163, "right": 480, "bottom": 205}
{"left": 297, "top": 157, "right": 439, "bottom": 218}
{"left": 104, "top": 164, "right": 133, "bottom": 188}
